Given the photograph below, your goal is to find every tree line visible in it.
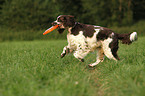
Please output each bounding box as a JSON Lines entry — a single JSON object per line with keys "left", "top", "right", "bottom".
{"left": 0, "top": 0, "right": 145, "bottom": 30}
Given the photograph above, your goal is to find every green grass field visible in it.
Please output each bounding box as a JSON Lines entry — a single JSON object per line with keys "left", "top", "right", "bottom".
{"left": 0, "top": 37, "right": 145, "bottom": 96}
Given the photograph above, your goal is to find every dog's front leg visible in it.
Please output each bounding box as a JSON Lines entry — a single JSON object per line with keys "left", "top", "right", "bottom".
{"left": 73, "top": 49, "right": 89, "bottom": 62}
{"left": 61, "top": 46, "right": 72, "bottom": 58}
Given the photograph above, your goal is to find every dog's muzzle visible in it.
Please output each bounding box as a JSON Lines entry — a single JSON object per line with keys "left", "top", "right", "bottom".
{"left": 51, "top": 21, "right": 57, "bottom": 26}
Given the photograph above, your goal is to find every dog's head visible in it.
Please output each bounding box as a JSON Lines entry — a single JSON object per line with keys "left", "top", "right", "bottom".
{"left": 52, "top": 15, "right": 75, "bottom": 33}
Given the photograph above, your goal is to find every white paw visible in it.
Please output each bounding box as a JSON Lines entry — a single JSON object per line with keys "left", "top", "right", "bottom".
{"left": 61, "top": 53, "right": 66, "bottom": 58}
{"left": 88, "top": 64, "right": 96, "bottom": 67}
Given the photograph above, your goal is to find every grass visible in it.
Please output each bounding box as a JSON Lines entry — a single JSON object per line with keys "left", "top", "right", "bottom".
{"left": 0, "top": 37, "right": 145, "bottom": 96}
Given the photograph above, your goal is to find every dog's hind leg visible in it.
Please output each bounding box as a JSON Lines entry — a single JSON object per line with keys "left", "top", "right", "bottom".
{"left": 109, "top": 39, "right": 120, "bottom": 60}
{"left": 102, "top": 37, "right": 119, "bottom": 61}
{"left": 88, "top": 47, "right": 104, "bottom": 67}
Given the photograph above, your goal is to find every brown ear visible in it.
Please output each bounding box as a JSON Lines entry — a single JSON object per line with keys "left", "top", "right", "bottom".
{"left": 58, "top": 28, "right": 65, "bottom": 34}
{"left": 64, "top": 15, "right": 75, "bottom": 27}
{"left": 68, "top": 15, "right": 75, "bottom": 22}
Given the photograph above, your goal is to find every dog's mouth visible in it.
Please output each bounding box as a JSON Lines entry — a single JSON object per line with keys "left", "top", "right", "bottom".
{"left": 52, "top": 21, "right": 64, "bottom": 29}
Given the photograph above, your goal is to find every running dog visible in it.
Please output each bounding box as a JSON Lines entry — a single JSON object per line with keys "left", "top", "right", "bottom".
{"left": 52, "top": 15, "right": 137, "bottom": 67}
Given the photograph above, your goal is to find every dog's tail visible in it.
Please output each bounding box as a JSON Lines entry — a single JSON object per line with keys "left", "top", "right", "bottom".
{"left": 116, "top": 32, "right": 137, "bottom": 45}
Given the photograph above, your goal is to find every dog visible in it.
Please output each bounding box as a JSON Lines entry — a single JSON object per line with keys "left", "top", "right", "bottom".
{"left": 52, "top": 15, "right": 137, "bottom": 67}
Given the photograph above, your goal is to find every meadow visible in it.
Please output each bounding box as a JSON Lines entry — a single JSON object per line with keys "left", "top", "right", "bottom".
{"left": 0, "top": 37, "right": 145, "bottom": 96}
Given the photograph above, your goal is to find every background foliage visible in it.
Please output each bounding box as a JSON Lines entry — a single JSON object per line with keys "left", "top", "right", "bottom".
{"left": 0, "top": 0, "right": 145, "bottom": 41}
{"left": 1, "top": 0, "right": 145, "bottom": 28}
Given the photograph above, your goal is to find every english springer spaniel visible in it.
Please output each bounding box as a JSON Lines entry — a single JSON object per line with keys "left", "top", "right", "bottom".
{"left": 52, "top": 15, "right": 137, "bottom": 67}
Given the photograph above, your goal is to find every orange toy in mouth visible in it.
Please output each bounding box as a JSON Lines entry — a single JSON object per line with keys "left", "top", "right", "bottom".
{"left": 43, "top": 25, "right": 59, "bottom": 35}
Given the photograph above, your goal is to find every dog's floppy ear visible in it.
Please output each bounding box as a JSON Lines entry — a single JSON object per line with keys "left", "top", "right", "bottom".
{"left": 68, "top": 15, "right": 75, "bottom": 22}
{"left": 65, "top": 15, "right": 75, "bottom": 27}
{"left": 58, "top": 28, "right": 65, "bottom": 34}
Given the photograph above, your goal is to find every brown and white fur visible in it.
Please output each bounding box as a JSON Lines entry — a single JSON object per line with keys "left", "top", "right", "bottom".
{"left": 52, "top": 15, "right": 137, "bottom": 67}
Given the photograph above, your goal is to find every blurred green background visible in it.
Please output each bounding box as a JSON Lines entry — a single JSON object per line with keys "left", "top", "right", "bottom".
{"left": 0, "top": 0, "right": 145, "bottom": 41}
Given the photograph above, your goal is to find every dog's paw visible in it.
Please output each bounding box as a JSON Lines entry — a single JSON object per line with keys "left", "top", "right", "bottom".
{"left": 80, "top": 59, "right": 85, "bottom": 62}
{"left": 61, "top": 53, "right": 66, "bottom": 58}
{"left": 88, "top": 64, "right": 95, "bottom": 67}
{"left": 78, "top": 58, "right": 84, "bottom": 62}
{"left": 88, "top": 63, "right": 98, "bottom": 67}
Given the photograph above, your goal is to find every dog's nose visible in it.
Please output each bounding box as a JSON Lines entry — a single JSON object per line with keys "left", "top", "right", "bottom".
{"left": 51, "top": 21, "right": 57, "bottom": 26}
